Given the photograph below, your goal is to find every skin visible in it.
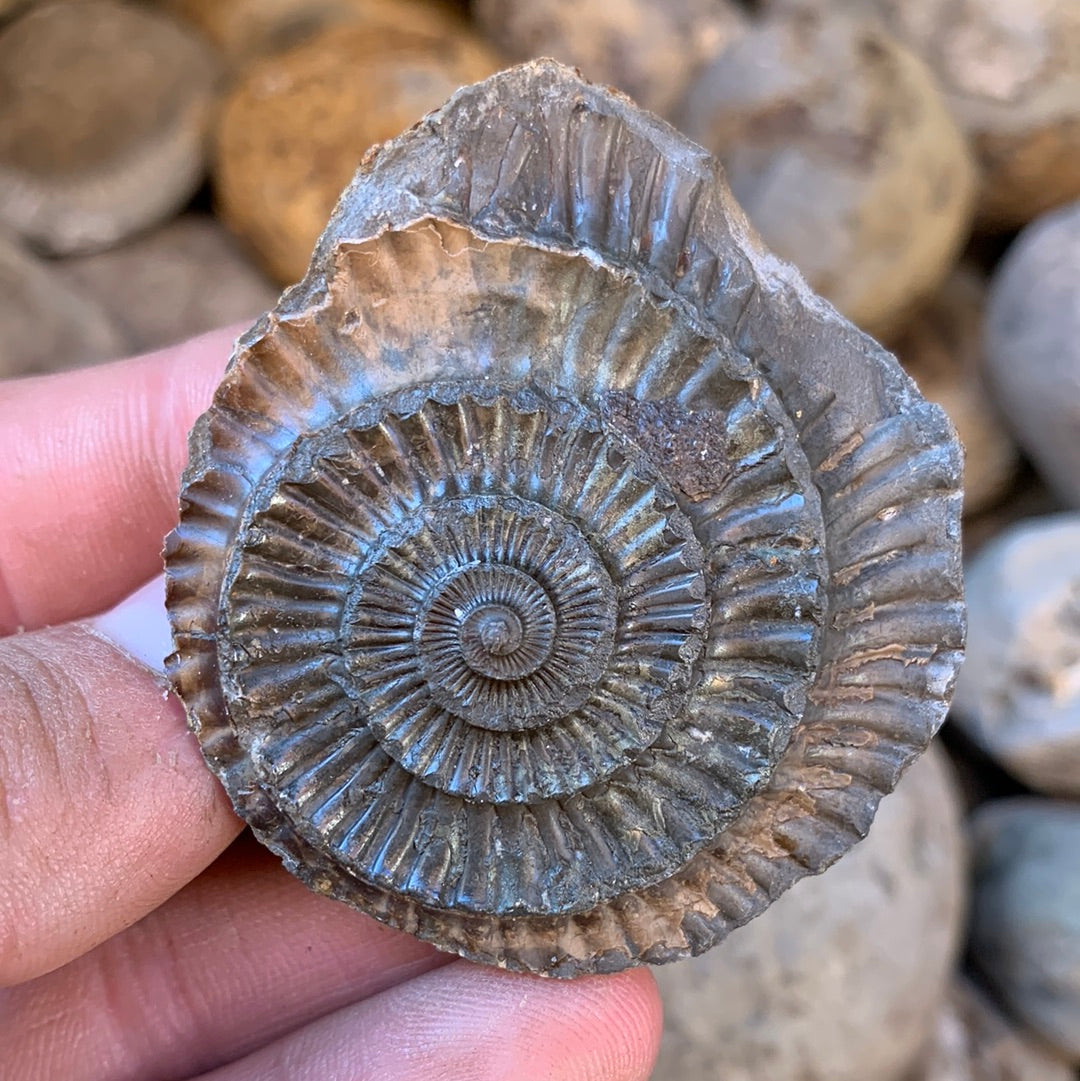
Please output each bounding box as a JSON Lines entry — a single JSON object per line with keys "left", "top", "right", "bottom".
{"left": 0, "top": 326, "right": 663, "bottom": 1081}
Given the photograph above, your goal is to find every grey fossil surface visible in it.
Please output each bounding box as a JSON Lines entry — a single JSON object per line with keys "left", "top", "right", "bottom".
{"left": 164, "top": 61, "right": 965, "bottom": 976}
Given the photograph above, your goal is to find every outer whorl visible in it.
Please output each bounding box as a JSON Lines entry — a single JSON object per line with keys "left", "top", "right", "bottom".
{"left": 165, "top": 61, "right": 965, "bottom": 976}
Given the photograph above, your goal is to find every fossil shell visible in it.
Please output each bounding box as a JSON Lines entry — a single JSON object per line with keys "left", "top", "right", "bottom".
{"left": 165, "top": 61, "right": 965, "bottom": 976}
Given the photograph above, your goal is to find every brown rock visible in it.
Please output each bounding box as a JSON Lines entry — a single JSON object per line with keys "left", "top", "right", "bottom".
{"left": 676, "top": 12, "right": 977, "bottom": 342}
{"left": 652, "top": 745, "right": 967, "bottom": 1081}
{"left": 893, "top": 268, "right": 1018, "bottom": 515}
{"left": 909, "top": 978, "right": 1074, "bottom": 1081}
{"left": 0, "top": 230, "right": 129, "bottom": 377}
{"left": 165, "top": 0, "right": 467, "bottom": 68}
{"left": 472, "top": 0, "right": 747, "bottom": 120}
{"left": 214, "top": 21, "right": 501, "bottom": 283}
{"left": 55, "top": 215, "right": 278, "bottom": 353}
{"left": 0, "top": 1, "right": 220, "bottom": 255}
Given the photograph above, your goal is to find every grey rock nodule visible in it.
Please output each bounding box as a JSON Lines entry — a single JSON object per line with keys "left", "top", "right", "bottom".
{"left": 676, "top": 11, "right": 976, "bottom": 342}
{"left": 0, "top": 0, "right": 220, "bottom": 255}
{"left": 55, "top": 215, "right": 278, "bottom": 354}
{"left": 911, "top": 977, "right": 1075, "bottom": 1081}
{"left": 652, "top": 744, "right": 967, "bottom": 1081}
{"left": 969, "top": 799, "right": 1080, "bottom": 1062}
{"left": 953, "top": 514, "right": 1080, "bottom": 797}
{"left": 0, "top": 229, "right": 129, "bottom": 376}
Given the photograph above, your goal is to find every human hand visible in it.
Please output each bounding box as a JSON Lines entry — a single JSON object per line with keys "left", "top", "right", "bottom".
{"left": 0, "top": 327, "right": 662, "bottom": 1081}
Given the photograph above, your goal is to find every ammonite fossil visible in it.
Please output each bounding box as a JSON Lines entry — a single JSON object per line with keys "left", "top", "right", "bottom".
{"left": 165, "top": 61, "right": 965, "bottom": 976}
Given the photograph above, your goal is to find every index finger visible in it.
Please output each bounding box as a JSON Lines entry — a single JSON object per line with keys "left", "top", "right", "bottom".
{"left": 0, "top": 326, "right": 241, "bottom": 635}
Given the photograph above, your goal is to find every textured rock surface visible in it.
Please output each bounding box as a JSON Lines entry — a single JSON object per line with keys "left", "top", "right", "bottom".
{"left": 894, "top": 268, "right": 1017, "bottom": 515}
{"left": 55, "top": 215, "right": 277, "bottom": 353}
{"left": 473, "top": 0, "right": 746, "bottom": 120}
{"left": 910, "top": 978, "right": 1075, "bottom": 1081}
{"left": 652, "top": 745, "right": 967, "bottom": 1081}
{"left": 984, "top": 202, "right": 1080, "bottom": 507}
{"left": 953, "top": 514, "right": 1080, "bottom": 796}
{"left": 215, "top": 20, "right": 500, "bottom": 282}
{"left": 761, "top": 0, "right": 1080, "bottom": 228}
{"left": 676, "top": 11, "right": 976, "bottom": 341}
{"left": 0, "top": 230, "right": 129, "bottom": 377}
{"left": 969, "top": 800, "right": 1080, "bottom": 1062}
{"left": 0, "top": 1, "right": 220, "bottom": 254}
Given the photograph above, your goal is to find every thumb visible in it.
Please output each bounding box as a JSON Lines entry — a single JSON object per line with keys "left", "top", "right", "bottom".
{"left": 0, "top": 576, "right": 240, "bottom": 986}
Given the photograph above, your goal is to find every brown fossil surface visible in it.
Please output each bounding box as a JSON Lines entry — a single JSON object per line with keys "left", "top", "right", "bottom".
{"left": 0, "top": 1, "right": 220, "bottom": 255}
{"left": 165, "top": 61, "right": 965, "bottom": 976}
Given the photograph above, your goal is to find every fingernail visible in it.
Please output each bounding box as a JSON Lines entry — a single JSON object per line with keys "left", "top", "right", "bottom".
{"left": 87, "top": 574, "right": 172, "bottom": 674}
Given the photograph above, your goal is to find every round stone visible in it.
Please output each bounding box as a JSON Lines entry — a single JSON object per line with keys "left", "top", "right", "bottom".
{"left": 214, "top": 20, "right": 500, "bottom": 282}
{"left": 652, "top": 744, "right": 967, "bottom": 1081}
{"left": 676, "top": 12, "right": 976, "bottom": 341}
{"left": 953, "top": 514, "right": 1080, "bottom": 796}
{"left": 970, "top": 799, "right": 1080, "bottom": 1062}
{"left": 984, "top": 201, "right": 1080, "bottom": 508}
{"left": 0, "top": 1, "right": 220, "bottom": 254}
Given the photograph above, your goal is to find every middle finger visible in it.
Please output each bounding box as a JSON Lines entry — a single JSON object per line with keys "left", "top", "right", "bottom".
{"left": 1, "top": 835, "right": 451, "bottom": 1081}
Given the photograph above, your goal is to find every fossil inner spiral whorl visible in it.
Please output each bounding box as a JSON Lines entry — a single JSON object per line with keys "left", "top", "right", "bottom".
{"left": 352, "top": 495, "right": 624, "bottom": 741}
{"left": 216, "top": 374, "right": 822, "bottom": 915}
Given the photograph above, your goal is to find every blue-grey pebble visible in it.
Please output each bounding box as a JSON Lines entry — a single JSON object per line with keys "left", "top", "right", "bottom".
{"left": 984, "top": 201, "right": 1080, "bottom": 506}
{"left": 970, "top": 799, "right": 1080, "bottom": 1062}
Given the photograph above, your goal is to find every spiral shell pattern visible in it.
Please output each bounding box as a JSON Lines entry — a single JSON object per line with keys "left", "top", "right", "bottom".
{"left": 166, "top": 61, "right": 964, "bottom": 976}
